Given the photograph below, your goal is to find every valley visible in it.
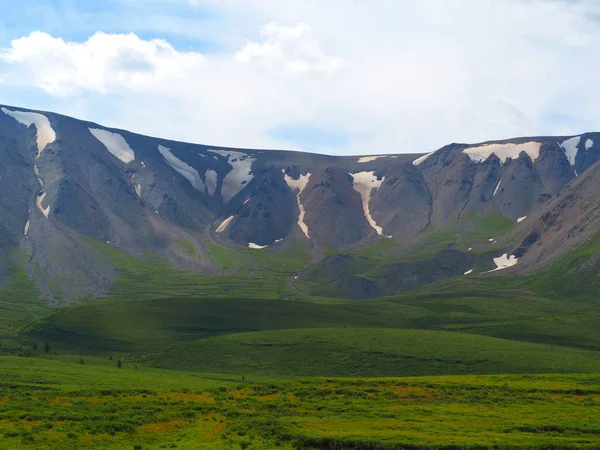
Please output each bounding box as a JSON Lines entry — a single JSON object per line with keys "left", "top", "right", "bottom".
{"left": 1, "top": 104, "right": 600, "bottom": 448}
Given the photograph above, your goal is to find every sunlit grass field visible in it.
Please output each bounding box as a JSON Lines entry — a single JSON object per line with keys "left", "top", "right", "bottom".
{"left": 3, "top": 232, "right": 600, "bottom": 448}
{"left": 1, "top": 357, "right": 599, "bottom": 449}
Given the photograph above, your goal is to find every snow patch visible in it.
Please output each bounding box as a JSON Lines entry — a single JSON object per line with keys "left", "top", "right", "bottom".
{"left": 585, "top": 139, "right": 594, "bottom": 150}
{"left": 2, "top": 108, "right": 56, "bottom": 157}
{"left": 135, "top": 184, "right": 142, "bottom": 198}
{"left": 33, "top": 165, "right": 43, "bottom": 187}
{"left": 216, "top": 215, "right": 235, "bottom": 233}
{"left": 463, "top": 142, "right": 541, "bottom": 165}
{"left": 357, "top": 155, "right": 386, "bottom": 163}
{"left": 248, "top": 243, "right": 267, "bottom": 249}
{"left": 517, "top": 216, "right": 527, "bottom": 223}
{"left": 464, "top": 269, "right": 473, "bottom": 275}
{"left": 89, "top": 128, "right": 135, "bottom": 163}
{"left": 24, "top": 220, "right": 30, "bottom": 237}
{"left": 412, "top": 151, "right": 435, "bottom": 166}
{"left": 468, "top": 248, "right": 472, "bottom": 251}
{"left": 493, "top": 180, "right": 502, "bottom": 197}
{"left": 484, "top": 254, "right": 518, "bottom": 273}
{"left": 351, "top": 171, "right": 385, "bottom": 235}
{"left": 283, "top": 171, "right": 312, "bottom": 239}
{"left": 141, "top": 161, "right": 146, "bottom": 168}
{"left": 158, "top": 145, "right": 217, "bottom": 195}
{"left": 205, "top": 170, "right": 218, "bottom": 196}
{"left": 209, "top": 150, "right": 255, "bottom": 203}
{"left": 559, "top": 136, "right": 580, "bottom": 166}
{"left": 36, "top": 192, "right": 49, "bottom": 218}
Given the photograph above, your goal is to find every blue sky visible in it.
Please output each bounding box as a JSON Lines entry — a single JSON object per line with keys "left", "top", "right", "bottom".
{"left": 1, "top": 0, "right": 599, "bottom": 155}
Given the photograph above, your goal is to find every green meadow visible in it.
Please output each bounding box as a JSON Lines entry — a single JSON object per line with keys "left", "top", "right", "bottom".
{"left": 2, "top": 234, "right": 600, "bottom": 448}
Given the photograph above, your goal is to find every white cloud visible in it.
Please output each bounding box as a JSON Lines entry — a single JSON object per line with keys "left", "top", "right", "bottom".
{"left": 236, "top": 22, "right": 343, "bottom": 74}
{"left": 0, "top": 31, "right": 204, "bottom": 95}
{"left": 1, "top": 1, "right": 600, "bottom": 155}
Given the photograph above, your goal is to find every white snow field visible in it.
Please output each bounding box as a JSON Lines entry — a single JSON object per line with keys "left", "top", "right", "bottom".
{"left": 283, "top": 171, "right": 312, "bottom": 239}
{"left": 412, "top": 151, "right": 435, "bottom": 166}
{"left": 357, "top": 155, "right": 386, "bottom": 163}
{"left": 559, "top": 136, "right": 581, "bottom": 166}
{"left": 493, "top": 180, "right": 502, "bottom": 197}
{"left": 464, "top": 269, "right": 473, "bottom": 275}
{"left": 24, "top": 220, "right": 30, "bottom": 237}
{"left": 216, "top": 215, "right": 235, "bottom": 233}
{"left": 248, "top": 243, "right": 267, "bottom": 249}
{"left": 2, "top": 108, "right": 56, "bottom": 157}
{"left": 36, "top": 192, "right": 50, "bottom": 218}
{"left": 209, "top": 150, "right": 255, "bottom": 203}
{"left": 463, "top": 142, "right": 541, "bottom": 164}
{"left": 205, "top": 170, "right": 218, "bottom": 196}
{"left": 484, "top": 253, "right": 518, "bottom": 273}
{"left": 517, "top": 216, "right": 527, "bottom": 223}
{"left": 89, "top": 128, "right": 135, "bottom": 163}
{"left": 158, "top": 145, "right": 214, "bottom": 195}
{"left": 585, "top": 139, "right": 593, "bottom": 150}
{"left": 351, "top": 171, "right": 386, "bottom": 236}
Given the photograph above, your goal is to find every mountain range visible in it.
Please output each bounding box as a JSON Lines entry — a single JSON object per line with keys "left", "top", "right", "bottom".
{"left": 1, "top": 103, "right": 599, "bottom": 302}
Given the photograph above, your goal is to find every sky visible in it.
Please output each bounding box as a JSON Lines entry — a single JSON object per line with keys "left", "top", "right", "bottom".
{"left": 0, "top": 0, "right": 599, "bottom": 156}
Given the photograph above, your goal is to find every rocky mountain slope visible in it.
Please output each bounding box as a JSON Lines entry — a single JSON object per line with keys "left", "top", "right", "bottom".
{"left": 1, "top": 104, "right": 599, "bottom": 301}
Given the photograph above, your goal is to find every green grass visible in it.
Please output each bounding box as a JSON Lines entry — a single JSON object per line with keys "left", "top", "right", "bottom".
{"left": 515, "top": 230, "right": 600, "bottom": 301}
{"left": 1, "top": 356, "right": 599, "bottom": 449}
{"left": 5, "top": 220, "right": 600, "bottom": 448}
{"left": 463, "top": 212, "right": 514, "bottom": 241}
{"left": 204, "top": 239, "right": 246, "bottom": 270}
{"left": 135, "top": 327, "right": 600, "bottom": 377}
{"left": 0, "top": 260, "right": 51, "bottom": 336}
{"left": 20, "top": 281, "right": 600, "bottom": 357}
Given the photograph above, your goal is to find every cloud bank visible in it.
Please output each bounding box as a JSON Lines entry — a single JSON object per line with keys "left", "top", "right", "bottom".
{"left": 0, "top": 0, "right": 599, "bottom": 155}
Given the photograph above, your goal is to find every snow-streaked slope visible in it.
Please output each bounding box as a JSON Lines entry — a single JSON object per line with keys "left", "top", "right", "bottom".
{"left": 216, "top": 215, "right": 235, "bottom": 233}
{"left": 158, "top": 145, "right": 215, "bottom": 195}
{"left": 209, "top": 150, "right": 255, "bottom": 203}
{"left": 464, "top": 269, "right": 473, "bottom": 275}
{"left": 463, "top": 142, "right": 541, "bottom": 164}
{"left": 493, "top": 180, "right": 502, "bottom": 197}
{"left": 89, "top": 128, "right": 135, "bottom": 163}
{"left": 34, "top": 165, "right": 43, "bottom": 187}
{"left": 559, "top": 136, "right": 580, "bottom": 166}
{"left": 351, "top": 171, "right": 386, "bottom": 236}
{"left": 36, "top": 192, "right": 50, "bottom": 218}
{"left": 517, "top": 216, "right": 527, "bottom": 223}
{"left": 283, "top": 172, "right": 312, "bottom": 239}
{"left": 24, "top": 220, "right": 30, "bottom": 237}
{"left": 2, "top": 107, "right": 56, "bottom": 157}
{"left": 412, "top": 151, "right": 434, "bottom": 166}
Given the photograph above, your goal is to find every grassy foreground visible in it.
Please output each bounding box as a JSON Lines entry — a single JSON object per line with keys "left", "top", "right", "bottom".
{"left": 0, "top": 357, "right": 599, "bottom": 449}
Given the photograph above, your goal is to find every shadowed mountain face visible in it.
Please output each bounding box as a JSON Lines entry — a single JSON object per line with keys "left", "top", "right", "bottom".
{"left": 1, "top": 104, "right": 599, "bottom": 301}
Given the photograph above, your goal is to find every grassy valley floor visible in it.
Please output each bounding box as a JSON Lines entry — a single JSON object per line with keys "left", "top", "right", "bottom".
{"left": 0, "top": 357, "right": 599, "bottom": 449}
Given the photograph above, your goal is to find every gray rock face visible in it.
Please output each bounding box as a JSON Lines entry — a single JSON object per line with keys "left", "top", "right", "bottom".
{"left": 227, "top": 167, "right": 296, "bottom": 246}
{"left": 302, "top": 167, "right": 372, "bottom": 247}
{"left": 0, "top": 103, "right": 598, "bottom": 301}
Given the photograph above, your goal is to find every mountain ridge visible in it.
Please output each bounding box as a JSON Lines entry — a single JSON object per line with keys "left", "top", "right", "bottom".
{"left": 0, "top": 103, "right": 599, "bottom": 302}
